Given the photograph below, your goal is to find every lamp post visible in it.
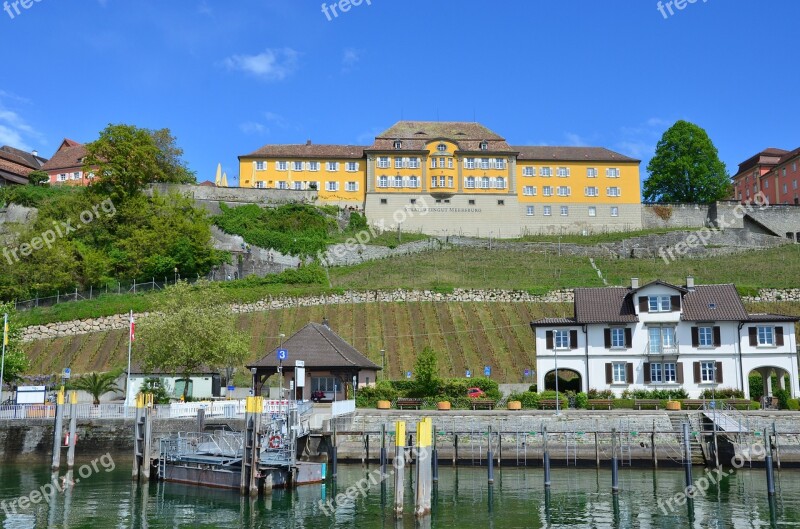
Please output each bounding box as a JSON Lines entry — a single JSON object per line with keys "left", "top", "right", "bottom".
{"left": 352, "top": 375, "right": 357, "bottom": 402}
{"left": 174, "top": 267, "right": 178, "bottom": 284}
{"left": 381, "top": 349, "right": 386, "bottom": 381}
{"left": 553, "top": 343, "right": 561, "bottom": 417}
{"left": 250, "top": 367, "right": 257, "bottom": 396}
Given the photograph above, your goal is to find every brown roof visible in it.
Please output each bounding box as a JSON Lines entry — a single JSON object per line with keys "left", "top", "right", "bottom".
{"left": 774, "top": 147, "right": 800, "bottom": 167}
{"left": 0, "top": 146, "right": 46, "bottom": 169}
{"left": 41, "top": 139, "right": 87, "bottom": 172}
{"left": 735, "top": 147, "right": 789, "bottom": 176}
{"left": 241, "top": 143, "right": 366, "bottom": 159}
{"left": 515, "top": 146, "right": 639, "bottom": 163}
{"left": 574, "top": 287, "right": 639, "bottom": 324}
{"left": 376, "top": 121, "right": 506, "bottom": 141}
{"left": 0, "top": 157, "right": 34, "bottom": 184}
{"left": 746, "top": 313, "right": 800, "bottom": 323}
{"left": 248, "top": 323, "right": 381, "bottom": 370}
{"left": 529, "top": 318, "right": 577, "bottom": 327}
{"left": 681, "top": 285, "right": 748, "bottom": 321}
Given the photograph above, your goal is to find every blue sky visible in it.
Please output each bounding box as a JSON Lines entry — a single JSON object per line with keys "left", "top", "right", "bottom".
{"left": 1, "top": 0, "right": 798, "bottom": 186}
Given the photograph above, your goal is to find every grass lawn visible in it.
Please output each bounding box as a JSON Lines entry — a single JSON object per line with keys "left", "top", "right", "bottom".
{"left": 504, "top": 227, "right": 695, "bottom": 245}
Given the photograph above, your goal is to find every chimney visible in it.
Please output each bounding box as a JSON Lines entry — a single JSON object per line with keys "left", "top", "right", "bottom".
{"left": 686, "top": 276, "right": 695, "bottom": 291}
{"left": 631, "top": 277, "right": 639, "bottom": 289}
{"left": 321, "top": 317, "right": 329, "bottom": 328}
{"left": 306, "top": 139, "right": 312, "bottom": 146}
{"left": 31, "top": 150, "right": 38, "bottom": 157}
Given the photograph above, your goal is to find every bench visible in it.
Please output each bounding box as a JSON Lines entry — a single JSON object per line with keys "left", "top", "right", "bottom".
{"left": 539, "top": 399, "right": 562, "bottom": 410}
{"left": 634, "top": 399, "right": 661, "bottom": 410}
{"left": 682, "top": 399, "right": 707, "bottom": 410}
{"left": 470, "top": 399, "right": 496, "bottom": 410}
{"left": 396, "top": 398, "right": 423, "bottom": 410}
{"left": 727, "top": 399, "right": 754, "bottom": 409}
{"left": 588, "top": 399, "right": 613, "bottom": 410}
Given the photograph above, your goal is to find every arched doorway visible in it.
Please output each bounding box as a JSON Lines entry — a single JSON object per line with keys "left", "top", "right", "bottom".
{"left": 748, "top": 366, "right": 791, "bottom": 407}
{"left": 544, "top": 369, "right": 582, "bottom": 393}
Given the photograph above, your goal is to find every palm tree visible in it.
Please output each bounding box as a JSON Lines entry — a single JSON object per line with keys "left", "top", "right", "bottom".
{"left": 71, "top": 372, "right": 121, "bottom": 406}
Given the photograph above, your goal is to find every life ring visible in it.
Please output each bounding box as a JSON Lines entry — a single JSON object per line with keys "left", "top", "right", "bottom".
{"left": 268, "top": 435, "right": 281, "bottom": 449}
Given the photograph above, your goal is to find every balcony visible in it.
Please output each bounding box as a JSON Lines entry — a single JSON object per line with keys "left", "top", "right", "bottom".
{"left": 645, "top": 339, "right": 679, "bottom": 356}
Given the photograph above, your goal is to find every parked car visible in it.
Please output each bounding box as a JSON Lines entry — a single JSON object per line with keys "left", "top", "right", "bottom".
{"left": 467, "top": 387, "right": 485, "bottom": 399}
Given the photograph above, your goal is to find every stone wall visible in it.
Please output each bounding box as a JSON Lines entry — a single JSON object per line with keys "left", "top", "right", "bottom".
{"left": 146, "top": 184, "right": 317, "bottom": 215}
{"left": 320, "top": 237, "right": 442, "bottom": 267}
{"left": 642, "top": 204, "right": 712, "bottom": 229}
{"left": 0, "top": 204, "right": 37, "bottom": 232}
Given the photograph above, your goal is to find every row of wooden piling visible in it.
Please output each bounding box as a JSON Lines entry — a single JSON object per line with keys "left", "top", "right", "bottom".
{"left": 50, "top": 388, "right": 79, "bottom": 471}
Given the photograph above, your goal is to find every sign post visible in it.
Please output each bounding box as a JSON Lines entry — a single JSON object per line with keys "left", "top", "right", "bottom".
{"left": 277, "top": 348, "right": 288, "bottom": 400}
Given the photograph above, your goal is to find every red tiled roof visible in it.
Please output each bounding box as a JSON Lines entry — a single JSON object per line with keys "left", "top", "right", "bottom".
{"left": 515, "top": 146, "right": 639, "bottom": 163}
{"left": 735, "top": 147, "right": 789, "bottom": 176}
{"left": 574, "top": 287, "right": 639, "bottom": 324}
{"left": 681, "top": 285, "right": 748, "bottom": 321}
{"left": 376, "top": 121, "right": 506, "bottom": 141}
{"left": 41, "top": 139, "right": 87, "bottom": 172}
{"left": 529, "top": 317, "right": 577, "bottom": 327}
{"left": 774, "top": 147, "right": 800, "bottom": 167}
{"left": 746, "top": 313, "right": 800, "bottom": 323}
{"left": 242, "top": 144, "right": 366, "bottom": 159}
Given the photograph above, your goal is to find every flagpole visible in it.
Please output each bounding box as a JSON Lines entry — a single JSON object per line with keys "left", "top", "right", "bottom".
{"left": 125, "top": 310, "right": 133, "bottom": 407}
{"left": 0, "top": 313, "right": 7, "bottom": 405}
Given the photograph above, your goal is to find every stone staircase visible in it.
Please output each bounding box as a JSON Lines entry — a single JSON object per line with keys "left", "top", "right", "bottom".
{"left": 669, "top": 413, "right": 706, "bottom": 465}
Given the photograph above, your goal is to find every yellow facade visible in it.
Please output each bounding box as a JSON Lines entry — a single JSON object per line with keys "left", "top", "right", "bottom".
{"left": 515, "top": 160, "right": 641, "bottom": 204}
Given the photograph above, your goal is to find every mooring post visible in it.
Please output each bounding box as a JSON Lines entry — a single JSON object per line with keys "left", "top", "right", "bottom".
{"left": 594, "top": 431, "right": 600, "bottom": 469}
{"left": 651, "top": 421, "right": 657, "bottom": 469}
{"left": 66, "top": 391, "right": 78, "bottom": 469}
{"left": 453, "top": 433, "right": 458, "bottom": 466}
{"left": 240, "top": 396, "right": 253, "bottom": 495}
{"left": 365, "top": 431, "right": 370, "bottom": 467}
{"left": 487, "top": 425, "right": 494, "bottom": 485}
{"left": 331, "top": 422, "right": 338, "bottom": 480}
{"left": 132, "top": 393, "right": 143, "bottom": 480}
{"left": 249, "top": 398, "right": 263, "bottom": 497}
{"left": 51, "top": 387, "right": 65, "bottom": 471}
{"left": 543, "top": 426, "right": 551, "bottom": 489}
{"left": 414, "top": 418, "right": 432, "bottom": 518}
{"left": 765, "top": 428, "right": 775, "bottom": 496}
{"left": 196, "top": 408, "right": 205, "bottom": 433}
{"left": 380, "top": 423, "right": 388, "bottom": 477}
{"left": 611, "top": 428, "right": 619, "bottom": 494}
{"left": 394, "top": 421, "right": 406, "bottom": 517}
{"left": 432, "top": 425, "right": 439, "bottom": 483}
{"left": 141, "top": 394, "right": 154, "bottom": 480}
{"left": 682, "top": 422, "right": 693, "bottom": 491}
{"left": 772, "top": 422, "right": 781, "bottom": 471}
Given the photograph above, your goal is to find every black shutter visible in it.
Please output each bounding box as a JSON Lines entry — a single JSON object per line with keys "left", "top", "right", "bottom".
{"left": 715, "top": 362, "right": 723, "bottom": 383}
{"left": 693, "top": 362, "right": 701, "bottom": 383}
{"left": 546, "top": 331, "right": 553, "bottom": 350}
{"left": 626, "top": 363, "right": 634, "bottom": 384}
{"left": 604, "top": 329, "right": 611, "bottom": 349}
{"left": 748, "top": 327, "right": 757, "bottom": 346}
{"left": 639, "top": 297, "right": 649, "bottom": 313}
{"left": 643, "top": 363, "right": 651, "bottom": 384}
{"left": 776, "top": 327, "right": 785, "bottom": 346}
{"left": 605, "top": 363, "right": 613, "bottom": 384}
{"left": 691, "top": 327, "right": 699, "bottom": 347}
{"left": 625, "top": 328, "right": 633, "bottom": 349}
{"left": 670, "top": 296, "right": 681, "bottom": 312}
{"left": 570, "top": 330, "right": 579, "bottom": 350}
{"left": 713, "top": 327, "right": 721, "bottom": 347}
{"left": 677, "top": 363, "right": 684, "bottom": 384}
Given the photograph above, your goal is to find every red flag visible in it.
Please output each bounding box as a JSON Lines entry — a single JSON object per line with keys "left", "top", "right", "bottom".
{"left": 130, "top": 315, "right": 135, "bottom": 342}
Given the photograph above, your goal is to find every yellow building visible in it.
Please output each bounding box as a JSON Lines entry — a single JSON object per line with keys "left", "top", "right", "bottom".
{"left": 238, "top": 122, "right": 642, "bottom": 236}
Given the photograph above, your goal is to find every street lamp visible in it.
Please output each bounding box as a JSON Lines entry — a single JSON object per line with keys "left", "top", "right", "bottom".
{"left": 352, "top": 375, "right": 357, "bottom": 401}
{"left": 381, "top": 349, "right": 386, "bottom": 380}
{"left": 250, "top": 367, "right": 257, "bottom": 396}
{"left": 174, "top": 267, "right": 179, "bottom": 284}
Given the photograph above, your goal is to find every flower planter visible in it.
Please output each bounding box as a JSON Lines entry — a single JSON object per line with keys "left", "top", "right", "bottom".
{"left": 377, "top": 400, "right": 391, "bottom": 410}
{"left": 507, "top": 400, "right": 522, "bottom": 411}
{"left": 666, "top": 400, "right": 681, "bottom": 411}
{"left": 437, "top": 401, "right": 451, "bottom": 411}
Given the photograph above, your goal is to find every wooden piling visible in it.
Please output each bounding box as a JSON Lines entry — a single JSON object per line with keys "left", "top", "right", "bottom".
{"left": 66, "top": 391, "right": 78, "bottom": 469}
{"left": 487, "top": 425, "right": 494, "bottom": 485}
{"left": 141, "top": 394, "right": 154, "bottom": 480}
{"left": 51, "top": 388, "right": 65, "bottom": 471}
{"left": 765, "top": 428, "right": 775, "bottom": 496}
{"left": 394, "top": 421, "right": 406, "bottom": 517}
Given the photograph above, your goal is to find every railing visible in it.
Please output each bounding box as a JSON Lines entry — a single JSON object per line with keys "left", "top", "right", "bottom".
{"left": 331, "top": 399, "right": 356, "bottom": 417}
{"left": 645, "top": 338, "right": 679, "bottom": 355}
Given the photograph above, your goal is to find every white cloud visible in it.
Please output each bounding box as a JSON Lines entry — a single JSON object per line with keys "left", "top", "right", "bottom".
{"left": 240, "top": 122, "right": 267, "bottom": 135}
{"left": 564, "top": 132, "right": 590, "bottom": 147}
{"left": 223, "top": 48, "right": 300, "bottom": 81}
{"left": 341, "top": 48, "right": 361, "bottom": 74}
{"left": 0, "top": 93, "right": 44, "bottom": 151}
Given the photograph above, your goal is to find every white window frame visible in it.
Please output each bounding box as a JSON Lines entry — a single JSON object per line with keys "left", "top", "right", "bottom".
{"left": 700, "top": 361, "right": 716, "bottom": 383}
{"left": 345, "top": 181, "right": 357, "bottom": 192}
{"left": 523, "top": 186, "right": 536, "bottom": 196}
{"left": 586, "top": 186, "right": 598, "bottom": 197}
{"left": 308, "top": 161, "right": 320, "bottom": 172}
{"left": 447, "top": 158, "right": 453, "bottom": 169}
{"left": 560, "top": 206, "right": 569, "bottom": 216}
{"left": 394, "top": 176, "right": 403, "bottom": 188}
{"left": 466, "top": 177, "right": 476, "bottom": 189}
{"left": 255, "top": 161, "right": 266, "bottom": 171}
{"left": 607, "top": 187, "right": 621, "bottom": 197}
{"left": 612, "top": 363, "right": 626, "bottom": 384}
{"left": 557, "top": 186, "right": 570, "bottom": 197}
{"left": 543, "top": 206, "right": 552, "bottom": 216}
{"left": 554, "top": 330, "right": 570, "bottom": 350}
{"left": 327, "top": 161, "right": 339, "bottom": 172}
{"left": 540, "top": 167, "right": 552, "bottom": 177}
{"left": 588, "top": 206, "right": 596, "bottom": 217}
{"left": 277, "top": 161, "right": 288, "bottom": 171}
{"left": 395, "top": 158, "right": 403, "bottom": 169}
{"left": 408, "top": 176, "right": 419, "bottom": 188}
{"left": 757, "top": 326, "right": 775, "bottom": 346}
{"left": 650, "top": 362, "right": 663, "bottom": 383}
{"left": 664, "top": 363, "right": 677, "bottom": 383}
{"left": 649, "top": 295, "right": 671, "bottom": 313}
{"left": 378, "top": 157, "right": 390, "bottom": 169}
{"left": 526, "top": 205, "right": 535, "bottom": 216}
{"left": 587, "top": 168, "right": 598, "bottom": 178}
{"left": 611, "top": 206, "right": 619, "bottom": 217}
{"left": 543, "top": 186, "right": 553, "bottom": 197}
{"left": 606, "top": 168, "right": 620, "bottom": 178}
{"left": 522, "top": 167, "right": 535, "bottom": 177}
{"left": 409, "top": 158, "right": 420, "bottom": 169}
{"left": 480, "top": 177, "right": 490, "bottom": 189}
{"left": 611, "top": 328, "right": 625, "bottom": 348}
{"left": 292, "top": 161, "right": 304, "bottom": 172}
{"left": 495, "top": 177, "right": 506, "bottom": 189}
{"left": 346, "top": 162, "right": 358, "bottom": 172}
{"left": 557, "top": 167, "right": 570, "bottom": 178}
{"left": 480, "top": 158, "right": 490, "bottom": 170}
{"left": 57, "top": 173, "right": 67, "bottom": 182}
{"left": 378, "top": 176, "right": 389, "bottom": 188}
{"left": 698, "top": 326, "right": 713, "bottom": 347}
{"left": 326, "top": 181, "right": 339, "bottom": 192}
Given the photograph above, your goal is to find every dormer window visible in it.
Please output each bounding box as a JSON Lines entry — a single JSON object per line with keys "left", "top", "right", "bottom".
{"left": 394, "top": 140, "right": 402, "bottom": 149}
{"left": 649, "top": 296, "right": 672, "bottom": 312}
{"left": 437, "top": 143, "right": 447, "bottom": 152}
{"left": 480, "top": 141, "right": 488, "bottom": 151}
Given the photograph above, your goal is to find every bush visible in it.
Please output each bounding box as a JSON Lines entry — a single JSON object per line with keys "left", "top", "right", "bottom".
{"left": 699, "top": 387, "right": 744, "bottom": 399}
{"left": 574, "top": 392, "right": 588, "bottom": 409}
{"left": 621, "top": 388, "right": 688, "bottom": 400}
{"left": 468, "top": 377, "right": 501, "bottom": 400}
{"left": 508, "top": 391, "right": 540, "bottom": 409}
{"left": 788, "top": 399, "right": 800, "bottom": 411}
{"left": 587, "top": 388, "right": 615, "bottom": 399}
{"left": 528, "top": 384, "right": 537, "bottom": 393}
{"left": 355, "top": 381, "right": 398, "bottom": 408}
{"left": 775, "top": 389, "right": 792, "bottom": 410}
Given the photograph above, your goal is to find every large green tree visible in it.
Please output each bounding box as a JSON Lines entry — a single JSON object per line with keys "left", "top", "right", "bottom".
{"left": 644, "top": 120, "right": 730, "bottom": 204}
{"left": 136, "top": 281, "right": 250, "bottom": 400}
{"left": 83, "top": 124, "right": 195, "bottom": 200}
{"left": 0, "top": 303, "right": 30, "bottom": 388}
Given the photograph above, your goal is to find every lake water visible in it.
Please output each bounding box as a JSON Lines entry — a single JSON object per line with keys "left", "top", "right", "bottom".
{"left": 0, "top": 462, "right": 797, "bottom": 528}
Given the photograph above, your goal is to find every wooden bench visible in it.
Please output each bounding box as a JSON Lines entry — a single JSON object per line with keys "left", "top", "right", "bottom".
{"left": 470, "top": 399, "right": 496, "bottom": 410}
{"left": 396, "top": 398, "right": 423, "bottom": 410}
{"left": 588, "top": 399, "right": 613, "bottom": 410}
{"left": 539, "top": 399, "right": 562, "bottom": 410}
{"left": 682, "top": 399, "right": 707, "bottom": 410}
{"left": 634, "top": 399, "right": 661, "bottom": 410}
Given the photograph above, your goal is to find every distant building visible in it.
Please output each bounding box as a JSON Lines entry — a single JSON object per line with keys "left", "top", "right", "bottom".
{"left": 531, "top": 278, "right": 798, "bottom": 400}
{"left": 732, "top": 148, "right": 789, "bottom": 204}
{"left": 125, "top": 365, "right": 222, "bottom": 403}
{"left": 0, "top": 145, "right": 47, "bottom": 186}
{"left": 762, "top": 148, "right": 800, "bottom": 205}
{"left": 41, "top": 139, "right": 93, "bottom": 186}
{"left": 238, "top": 121, "right": 642, "bottom": 236}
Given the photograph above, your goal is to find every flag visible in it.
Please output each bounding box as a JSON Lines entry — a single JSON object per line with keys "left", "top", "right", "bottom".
{"left": 2, "top": 317, "right": 8, "bottom": 347}
{"left": 129, "top": 315, "right": 135, "bottom": 343}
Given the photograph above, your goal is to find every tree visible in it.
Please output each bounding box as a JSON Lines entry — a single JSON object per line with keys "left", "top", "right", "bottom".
{"left": 27, "top": 170, "right": 49, "bottom": 186}
{"left": 644, "top": 120, "right": 730, "bottom": 204}
{"left": 0, "top": 303, "right": 29, "bottom": 387}
{"left": 140, "top": 377, "right": 172, "bottom": 404}
{"left": 83, "top": 124, "right": 196, "bottom": 200}
{"left": 70, "top": 371, "right": 121, "bottom": 406}
{"left": 136, "top": 281, "right": 250, "bottom": 400}
{"left": 411, "top": 347, "right": 440, "bottom": 397}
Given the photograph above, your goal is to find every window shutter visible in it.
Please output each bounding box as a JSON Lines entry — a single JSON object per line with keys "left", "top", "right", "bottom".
{"left": 643, "top": 363, "right": 651, "bottom": 384}
{"left": 776, "top": 327, "right": 784, "bottom": 346}
{"left": 639, "top": 297, "right": 649, "bottom": 313}
{"left": 670, "top": 296, "right": 681, "bottom": 312}
{"left": 570, "top": 330, "right": 578, "bottom": 350}
{"left": 566, "top": 168, "right": 571, "bottom": 177}
{"left": 604, "top": 329, "right": 611, "bottom": 348}
{"left": 625, "top": 328, "right": 632, "bottom": 348}
{"left": 626, "top": 363, "right": 634, "bottom": 384}
{"left": 715, "top": 362, "right": 723, "bottom": 383}
{"left": 605, "top": 363, "right": 613, "bottom": 384}
{"left": 676, "top": 363, "right": 684, "bottom": 384}
{"left": 691, "top": 327, "right": 699, "bottom": 347}
{"left": 546, "top": 331, "right": 553, "bottom": 350}
{"left": 748, "top": 327, "right": 757, "bottom": 346}
{"left": 693, "top": 362, "right": 701, "bottom": 383}
{"left": 713, "top": 327, "right": 721, "bottom": 347}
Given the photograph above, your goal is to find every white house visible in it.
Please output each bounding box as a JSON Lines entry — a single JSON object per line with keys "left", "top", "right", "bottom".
{"left": 530, "top": 278, "right": 798, "bottom": 400}
{"left": 124, "top": 366, "right": 222, "bottom": 403}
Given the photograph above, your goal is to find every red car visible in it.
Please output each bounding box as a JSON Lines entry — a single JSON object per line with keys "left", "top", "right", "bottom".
{"left": 467, "top": 387, "right": 485, "bottom": 398}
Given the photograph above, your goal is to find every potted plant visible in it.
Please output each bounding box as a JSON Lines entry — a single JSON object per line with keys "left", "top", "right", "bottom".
{"left": 377, "top": 400, "right": 391, "bottom": 409}
{"left": 437, "top": 401, "right": 451, "bottom": 411}
{"left": 507, "top": 400, "right": 522, "bottom": 411}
